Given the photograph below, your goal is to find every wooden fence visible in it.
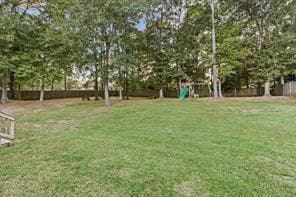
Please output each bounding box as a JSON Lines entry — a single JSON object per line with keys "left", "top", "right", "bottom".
{"left": 273, "top": 82, "right": 296, "bottom": 96}
{"left": 8, "top": 90, "right": 119, "bottom": 100}
{"left": 8, "top": 90, "right": 178, "bottom": 100}
{"left": 7, "top": 84, "right": 295, "bottom": 101}
{"left": 128, "top": 90, "right": 179, "bottom": 98}
{"left": 223, "top": 88, "right": 265, "bottom": 97}
{"left": 283, "top": 82, "right": 296, "bottom": 96}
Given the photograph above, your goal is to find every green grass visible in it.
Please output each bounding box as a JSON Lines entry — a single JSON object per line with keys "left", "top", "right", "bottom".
{"left": 1, "top": 99, "right": 296, "bottom": 196}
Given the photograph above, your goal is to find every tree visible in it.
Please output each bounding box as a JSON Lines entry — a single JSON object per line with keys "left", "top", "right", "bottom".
{"left": 0, "top": 0, "right": 23, "bottom": 103}
{"left": 144, "top": 0, "right": 180, "bottom": 98}
{"left": 208, "top": 0, "right": 219, "bottom": 98}
{"left": 233, "top": 0, "right": 295, "bottom": 96}
{"left": 1, "top": 0, "right": 295, "bottom": 102}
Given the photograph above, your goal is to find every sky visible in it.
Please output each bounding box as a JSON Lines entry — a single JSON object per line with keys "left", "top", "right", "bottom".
{"left": 26, "top": 8, "right": 146, "bottom": 31}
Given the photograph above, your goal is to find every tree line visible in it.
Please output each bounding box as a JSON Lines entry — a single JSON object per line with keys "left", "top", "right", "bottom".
{"left": 1, "top": 0, "right": 295, "bottom": 105}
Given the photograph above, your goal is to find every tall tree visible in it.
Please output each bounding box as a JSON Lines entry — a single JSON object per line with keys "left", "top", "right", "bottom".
{"left": 208, "top": 0, "right": 219, "bottom": 98}
{"left": 144, "top": 0, "right": 180, "bottom": 98}
{"left": 234, "top": 0, "right": 295, "bottom": 96}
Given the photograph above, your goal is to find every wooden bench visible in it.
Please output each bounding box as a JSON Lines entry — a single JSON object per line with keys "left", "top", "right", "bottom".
{"left": 0, "top": 111, "right": 15, "bottom": 147}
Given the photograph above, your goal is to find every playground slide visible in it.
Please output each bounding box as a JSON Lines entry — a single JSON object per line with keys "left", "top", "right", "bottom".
{"left": 179, "top": 88, "right": 189, "bottom": 100}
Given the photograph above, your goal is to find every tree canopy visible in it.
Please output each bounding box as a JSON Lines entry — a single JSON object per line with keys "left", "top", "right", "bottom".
{"left": 1, "top": 0, "right": 295, "bottom": 104}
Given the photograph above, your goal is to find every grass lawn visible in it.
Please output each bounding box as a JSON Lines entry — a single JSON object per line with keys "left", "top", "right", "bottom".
{"left": 1, "top": 98, "right": 296, "bottom": 196}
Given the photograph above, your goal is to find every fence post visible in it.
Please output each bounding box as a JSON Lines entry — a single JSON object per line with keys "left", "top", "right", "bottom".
{"left": 289, "top": 82, "right": 292, "bottom": 96}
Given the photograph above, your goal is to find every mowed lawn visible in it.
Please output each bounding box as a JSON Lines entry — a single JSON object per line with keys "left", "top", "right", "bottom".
{"left": 1, "top": 99, "right": 296, "bottom": 196}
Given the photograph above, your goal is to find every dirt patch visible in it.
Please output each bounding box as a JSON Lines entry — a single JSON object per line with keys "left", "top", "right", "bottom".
{"left": 273, "top": 175, "right": 296, "bottom": 186}
{"left": 196, "top": 96, "right": 296, "bottom": 103}
{"left": 118, "top": 168, "right": 133, "bottom": 179}
{"left": 174, "top": 180, "right": 210, "bottom": 197}
{"left": 174, "top": 182, "right": 194, "bottom": 196}
{"left": 1, "top": 96, "right": 294, "bottom": 117}
{"left": 0, "top": 98, "right": 81, "bottom": 116}
{"left": 0, "top": 97, "right": 149, "bottom": 117}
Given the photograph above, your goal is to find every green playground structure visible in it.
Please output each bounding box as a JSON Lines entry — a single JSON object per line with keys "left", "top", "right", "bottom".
{"left": 179, "top": 88, "right": 189, "bottom": 100}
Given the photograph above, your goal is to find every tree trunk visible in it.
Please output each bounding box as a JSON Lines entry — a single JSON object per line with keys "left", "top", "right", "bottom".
{"left": 9, "top": 71, "right": 15, "bottom": 99}
{"left": 264, "top": 81, "right": 271, "bottom": 97}
{"left": 246, "top": 75, "right": 250, "bottom": 89}
{"left": 124, "top": 75, "right": 129, "bottom": 100}
{"left": 119, "top": 68, "right": 123, "bottom": 100}
{"left": 210, "top": 0, "right": 218, "bottom": 98}
{"left": 218, "top": 79, "right": 223, "bottom": 97}
{"left": 104, "top": 42, "right": 111, "bottom": 106}
{"left": 208, "top": 83, "right": 213, "bottom": 97}
{"left": 94, "top": 83, "right": 99, "bottom": 100}
{"left": 119, "top": 86, "right": 123, "bottom": 100}
{"left": 280, "top": 75, "right": 285, "bottom": 85}
{"left": 159, "top": 88, "right": 164, "bottom": 99}
{"left": 51, "top": 79, "right": 54, "bottom": 91}
{"left": 1, "top": 71, "right": 8, "bottom": 103}
{"left": 94, "top": 71, "right": 99, "bottom": 101}
{"left": 40, "top": 77, "right": 45, "bottom": 101}
{"left": 212, "top": 67, "right": 219, "bottom": 98}
{"left": 104, "top": 82, "right": 111, "bottom": 106}
{"left": 64, "top": 72, "right": 67, "bottom": 91}
{"left": 101, "top": 82, "right": 104, "bottom": 99}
